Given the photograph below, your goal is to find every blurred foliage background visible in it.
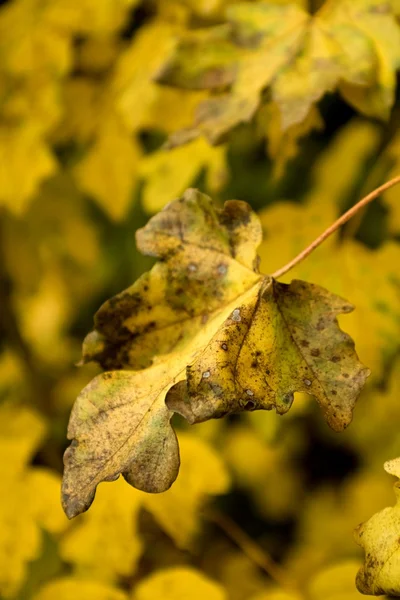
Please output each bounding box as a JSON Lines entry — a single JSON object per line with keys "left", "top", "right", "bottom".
{"left": 1, "top": 0, "right": 400, "bottom": 598}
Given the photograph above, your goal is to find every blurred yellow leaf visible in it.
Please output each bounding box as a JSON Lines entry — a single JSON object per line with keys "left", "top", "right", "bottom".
{"left": 0, "top": 404, "right": 46, "bottom": 480}
{"left": 140, "top": 138, "right": 227, "bottom": 213}
{"left": 0, "top": 123, "right": 56, "bottom": 214}
{"left": 156, "top": 0, "right": 400, "bottom": 141}
{"left": 251, "top": 591, "right": 301, "bottom": 600}
{"left": 32, "top": 577, "right": 128, "bottom": 600}
{"left": 209, "top": 548, "right": 268, "bottom": 600}
{"left": 0, "top": 0, "right": 72, "bottom": 76}
{"left": 75, "top": 115, "right": 141, "bottom": 220}
{"left": 47, "top": 0, "right": 139, "bottom": 35}
{"left": 60, "top": 477, "right": 143, "bottom": 579}
{"left": 355, "top": 464, "right": 400, "bottom": 595}
{"left": 308, "top": 560, "right": 365, "bottom": 600}
{"left": 286, "top": 470, "right": 394, "bottom": 583}
{"left": 142, "top": 433, "right": 230, "bottom": 548}
{"left": 133, "top": 566, "right": 227, "bottom": 600}
{"left": 260, "top": 103, "right": 324, "bottom": 178}
{"left": 54, "top": 78, "right": 106, "bottom": 145}
{"left": 223, "top": 424, "right": 303, "bottom": 520}
{"left": 0, "top": 405, "right": 68, "bottom": 598}
{"left": 259, "top": 119, "right": 381, "bottom": 274}
{"left": 115, "top": 22, "right": 205, "bottom": 134}
{"left": 17, "top": 264, "right": 71, "bottom": 365}
{"left": 341, "top": 358, "right": 400, "bottom": 465}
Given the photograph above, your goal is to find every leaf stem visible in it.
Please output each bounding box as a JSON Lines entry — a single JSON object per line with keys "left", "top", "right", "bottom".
{"left": 271, "top": 174, "right": 400, "bottom": 279}
{"left": 205, "top": 508, "right": 299, "bottom": 593}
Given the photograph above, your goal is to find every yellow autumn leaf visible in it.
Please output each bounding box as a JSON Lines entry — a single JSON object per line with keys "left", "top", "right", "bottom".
{"left": 250, "top": 591, "right": 301, "bottom": 600}
{"left": 141, "top": 432, "right": 230, "bottom": 548}
{"left": 355, "top": 461, "right": 400, "bottom": 595}
{"left": 133, "top": 567, "right": 227, "bottom": 600}
{"left": 259, "top": 119, "right": 381, "bottom": 274}
{"left": 0, "top": 405, "right": 68, "bottom": 598}
{"left": 156, "top": 0, "right": 400, "bottom": 142}
{"left": 17, "top": 264, "right": 71, "bottom": 366}
{"left": 60, "top": 433, "right": 229, "bottom": 575}
{"left": 258, "top": 123, "right": 397, "bottom": 377}
{"left": 63, "top": 189, "right": 368, "bottom": 518}
{"left": 53, "top": 78, "right": 106, "bottom": 145}
{"left": 0, "top": 123, "right": 56, "bottom": 214}
{"left": 32, "top": 577, "right": 128, "bottom": 600}
{"left": 341, "top": 358, "right": 400, "bottom": 465}
{"left": 140, "top": 137, "right": 227, "bottom": 212}
{"left": 75, "top": 115, "right": 141, "bottom": 220}
{"left": 223, "top": 423, "right": 303, "bottom": 520}
{"left": 267, "top": 240, "right": 400, "bottom": 378}
{"left": 308, "top": 560, "right": 366, "bottom": 600}
{"left": 60, "top": 477, "right": 143, "bottom": 580}
{"left": 286, "top": 470, "right": 394, "bottom": 584}
{"left": 212, "top": 549, "right": 269, "bottom": 600}
{"left": 259, "top": 103, "right": 324, "bottom": 178}
{"left": 0, "top": 0, "right": 72, "bottom": 76}
{"left": 46, "top": 0, "right": 139, "bottom": 35}
{"left": 114, "top": 21, "right": 207, "bottom": 135}
{"left": 0, "top": 404, "right": 46, "bottom": 480}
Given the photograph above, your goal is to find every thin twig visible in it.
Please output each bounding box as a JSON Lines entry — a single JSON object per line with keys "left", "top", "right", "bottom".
{"left": 271, "top": 174, "right": 400, "bottom": 279}
{"left": 205, "top": 508, "right": 299, "bottom": 593}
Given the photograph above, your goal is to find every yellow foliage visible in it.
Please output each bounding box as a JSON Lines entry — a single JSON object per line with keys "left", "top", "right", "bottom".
{"left": 156, "top": 0, "right": 400, "bottom": 143}
{"left": 259, "top": 119, "right": 381, "bottom": 275}
{"left": 63, "top": 190, "right": 369, "bottom": 520}
{"left": 60, "top": 477, "right": 143, "bottom": 579}
{"left": 285, "top": 469, "right": 394, "bottom": 583}
{"left": 32, "top": 577, "right": 128, "bottom": 600}
{"left": 140, "top": 138, "right": 227, "bottom": 212}
{"left": 0, "top": 123, "right": 57, "bottom": 213}
{"left": 308, "top": 560, "right": 365, "bottom": 600}
{"left": 133, "top": 566, "right": 227, "bottom": 600}
{"left": 75, "top": 115, "right": 141, "bottom": 220}
{"left": 222, "top": 424, "right": 303, "bottom": 520}
{"left": 355, "top": 461, "right": 400, "bottom": 595}
{"left": 141, "top": 433, "right": 230, "bottom": 548}
{"left": 1, "top": 1, "right": 400, "bottom": 598}
{"left": 0, "top": 405, "right": 68, "bottom": 598}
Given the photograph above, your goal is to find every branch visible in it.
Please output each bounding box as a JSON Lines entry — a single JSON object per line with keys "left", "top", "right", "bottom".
{"left": 205, "top": 508, "right": 300, "bottom": 594}
{"left": 271, "top": 174, "right": 400, "bottom": 280}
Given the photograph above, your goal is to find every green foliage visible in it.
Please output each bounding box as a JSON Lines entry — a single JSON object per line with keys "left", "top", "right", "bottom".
{"left": 1, "top": 0, "right": 400, "bottom": 599}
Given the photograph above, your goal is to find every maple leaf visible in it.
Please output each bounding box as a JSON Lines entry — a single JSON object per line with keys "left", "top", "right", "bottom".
{"left": 156, "top": 0, "right": 400, "bottom": 144}
{"left": 258, "top": 120, "right": 399, "bottom": 376}
{"left": 62, "top": 188, "right": 369, "bottom": 518}
{"left": 60, "top": 433, "right": 228, "bottom": 575}
{"left": 355, "top": 459, "right": 400, "bottom": 596}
